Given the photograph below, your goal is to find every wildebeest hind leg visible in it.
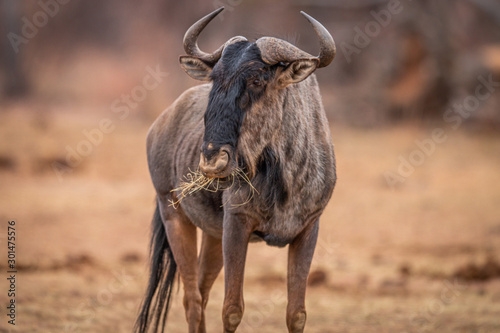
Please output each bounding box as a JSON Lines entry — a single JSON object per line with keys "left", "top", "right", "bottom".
{"left": 197, "top": 232, "right": 223, "bottom": 333}
{"left": 159, "top": 201, "right": 202, "bottom": 333}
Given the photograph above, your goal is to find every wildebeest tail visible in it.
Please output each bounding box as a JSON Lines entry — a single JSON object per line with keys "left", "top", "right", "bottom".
{"left": 135, "top": 202, "right": 177, "bottom": 333}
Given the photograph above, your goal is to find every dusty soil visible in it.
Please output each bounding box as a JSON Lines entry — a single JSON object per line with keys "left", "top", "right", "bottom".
{"left": 1, "top": 105, "right": 500, "bottom": 333}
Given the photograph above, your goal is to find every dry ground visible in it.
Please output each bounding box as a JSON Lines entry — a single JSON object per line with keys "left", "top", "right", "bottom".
{"left": 0, "top": 104, "right": 500, "bottom": 333}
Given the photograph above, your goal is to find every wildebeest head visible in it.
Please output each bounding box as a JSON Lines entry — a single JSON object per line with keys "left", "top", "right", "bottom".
{"left": 179, "top": 7, "right": 335, "bottom": 179}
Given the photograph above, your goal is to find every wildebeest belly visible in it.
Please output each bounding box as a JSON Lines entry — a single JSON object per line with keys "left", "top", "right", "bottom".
{"left": 249, "top": 230, "right": 293, "bottom": 247}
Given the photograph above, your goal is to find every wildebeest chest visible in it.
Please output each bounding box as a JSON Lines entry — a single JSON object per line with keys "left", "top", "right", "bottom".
{"left": 227, "top": 146, "right": 334, "bottom": 247}
{"left": 171, "top": 80, "right": 336, "bottom": 246}
{"left": 181, "top": 155, "right": 332, "bottom": 248}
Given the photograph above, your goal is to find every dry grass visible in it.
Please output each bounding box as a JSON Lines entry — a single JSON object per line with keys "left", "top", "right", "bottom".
{"left": 170, "top": 167, "right": 258, "bottom": 208}
{"left": 1, "top": 106, "right": 500, "bottom": 332}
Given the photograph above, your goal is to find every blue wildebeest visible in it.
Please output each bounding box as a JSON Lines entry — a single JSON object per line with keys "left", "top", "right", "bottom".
{"left": 136, "top": 7, "right": 336, "bottom": 333}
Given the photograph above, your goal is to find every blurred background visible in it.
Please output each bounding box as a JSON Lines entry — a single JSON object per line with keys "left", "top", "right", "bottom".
{"left": 0, "top": 0, "right": 500, "bottom": 332}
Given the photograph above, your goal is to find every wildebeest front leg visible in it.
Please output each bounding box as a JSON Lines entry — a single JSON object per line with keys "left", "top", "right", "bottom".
{"left": 222, "top": 214, "right": 252, "bottom": 332}
{"left": 197, "top": 232, "right": 223, "bottom": 333}
{"left": 286, "top": 219, "right": 319, "bottom": 333}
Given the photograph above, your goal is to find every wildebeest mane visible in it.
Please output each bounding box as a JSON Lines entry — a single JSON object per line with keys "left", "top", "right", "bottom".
{"left": 254, "top": 146, "right": 289, "bottom": 210}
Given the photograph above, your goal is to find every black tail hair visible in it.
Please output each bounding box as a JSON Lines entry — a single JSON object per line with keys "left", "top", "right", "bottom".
{"left": 135, "top": 203, "right": 177, "bottom": 333}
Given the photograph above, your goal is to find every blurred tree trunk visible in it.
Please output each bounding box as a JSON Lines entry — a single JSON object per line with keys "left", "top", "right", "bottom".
{"left": 466, "top": 0, "right": 500, "bottom": 24}
{"left": 386, "top": 0, "right": 454, "bottom": 120}
{"left": 1, "top": 1, "right": 30, "bottom": 99}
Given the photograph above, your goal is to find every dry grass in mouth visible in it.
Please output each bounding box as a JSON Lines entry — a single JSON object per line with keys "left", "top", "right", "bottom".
{"left": 169, "top": 167, "right": 258, "bottom": 208}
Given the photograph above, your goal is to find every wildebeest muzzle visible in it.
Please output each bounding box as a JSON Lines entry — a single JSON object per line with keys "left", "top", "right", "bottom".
{"left": 199, "top": 143, "right": 234, "bottom": 178}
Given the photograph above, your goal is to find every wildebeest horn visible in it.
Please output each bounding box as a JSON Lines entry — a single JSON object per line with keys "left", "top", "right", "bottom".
{"left": 183, "top": 7, "right": 247, "bottom": 66}
{"left": 256, "top": 11, "right": 335, "bottom": 68}
{"left": 183, "top": 7, "right": 225, "bottom": 65}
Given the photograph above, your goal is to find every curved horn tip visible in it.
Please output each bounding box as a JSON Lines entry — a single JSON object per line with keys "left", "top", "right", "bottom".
{"left": 198, "top": 6, "right": 225, "bottom": 24}
{"left": 183, "top": 7, "right": 227, "bottom": 64}
{"left": 300, "top": 11, "right": 314, "bottom": 22}
{"left": 299, "top": 11, "right": 336, "bottom": 68}
{"left": 300, "top": 11, "right": 329, "bottom": 29}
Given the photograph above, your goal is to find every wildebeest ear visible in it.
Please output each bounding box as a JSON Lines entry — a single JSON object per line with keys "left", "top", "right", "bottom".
{"left": 275, "top": 58, "right": 319, "bottom": 88}
{"left": 179, "top": 56, "right": 213, "bottom": 81}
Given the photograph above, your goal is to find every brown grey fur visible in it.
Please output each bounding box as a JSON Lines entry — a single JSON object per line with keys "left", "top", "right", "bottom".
{"left": 138, "top": 7, "right": 337, "bottom": 333}
{"left": 147, "top": 74, "right": 335, "bottom": 244}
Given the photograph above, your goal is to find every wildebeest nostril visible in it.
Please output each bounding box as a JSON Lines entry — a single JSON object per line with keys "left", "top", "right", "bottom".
{"left": 215, "top": 150, "right": 229, "bottom": 170}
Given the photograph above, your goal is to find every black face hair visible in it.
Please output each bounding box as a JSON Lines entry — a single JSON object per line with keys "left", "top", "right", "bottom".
{"left": 202, "top": 41, "right": 276, "bottom": 159}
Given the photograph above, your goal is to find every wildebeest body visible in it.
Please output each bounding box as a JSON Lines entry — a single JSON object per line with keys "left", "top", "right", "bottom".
{"left": 137, "top": 7, "right": 337, "bottom": 333}
{"left": 147, "top": 73, "right": 335, "bottom": 246}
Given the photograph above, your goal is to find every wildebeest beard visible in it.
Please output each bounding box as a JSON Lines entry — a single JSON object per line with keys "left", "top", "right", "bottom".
{"left": 202, "top": 41, "right": 276, "bottom": 170}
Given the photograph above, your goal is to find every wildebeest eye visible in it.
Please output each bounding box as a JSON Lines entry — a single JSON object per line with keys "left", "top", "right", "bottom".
{"left": 252, "top": 79, "right": 262, "bottom": 87}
